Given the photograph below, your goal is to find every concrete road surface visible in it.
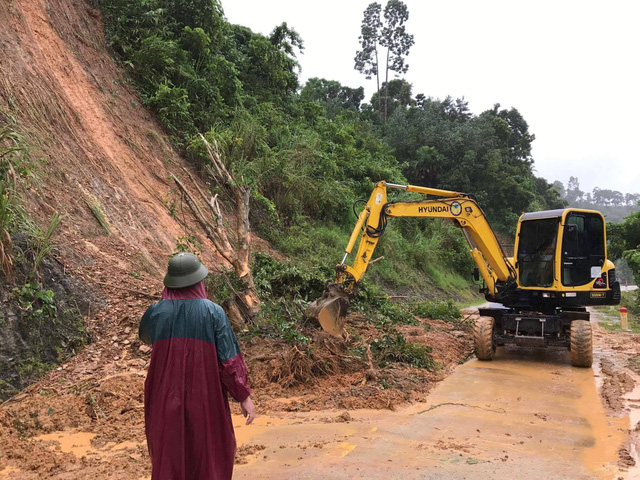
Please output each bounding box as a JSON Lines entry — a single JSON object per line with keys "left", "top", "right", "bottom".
{"left": 233, "top": 345, "right": 628, "bottom": 480}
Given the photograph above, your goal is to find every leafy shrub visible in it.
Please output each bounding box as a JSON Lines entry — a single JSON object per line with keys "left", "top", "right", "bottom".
{"left": 621, "top": 290, "right": 640, "bottom": 318}
{"left": 412, "top": 299, "right": 461, "bottom": 323}
{"left": 249, "top": 299, "right": 311, "bottom": 345}
{"left": 251, "top": 253, "right": 329, "bottom": 301}
{"left": 370, "top": 332, "right": 437, "bottom": 370}
{"left": 146, "top": 82, "right": 194, "bottom": 136}
{"left": 351, "top": 281, "right": 411, "bottom": 324}
{"left": 12, "top": 283, "right": 56, "bottom": 319}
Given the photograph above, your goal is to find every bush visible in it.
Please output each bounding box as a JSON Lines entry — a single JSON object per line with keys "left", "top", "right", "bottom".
{"left": 146, "top": 82, "right": 194, "bottom": 136}
{"left": 370, "top": 332, "right": 437, "bottom": 370}
{"left": 251, "top": 253, "right": 329, "bottom": 301}
{"left": 412, "top": 299, "right": 461, "bottom": 323}
{"left": 351, "top": 281, "right": 417, "bottom": 326}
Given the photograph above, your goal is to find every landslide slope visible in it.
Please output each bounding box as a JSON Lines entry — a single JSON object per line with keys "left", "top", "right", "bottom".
{"left": 0, "top": 0, "right": 212, "bottom": 263}
{"left": 0, "top": 0, "right": 228, "bottom": 476}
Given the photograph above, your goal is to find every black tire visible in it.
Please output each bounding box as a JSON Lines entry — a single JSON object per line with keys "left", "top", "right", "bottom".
{"left": 570, "top": 320, "right": 593, "bottom": 368}
{"left": 474, "top": 316, "right": 495, "bottom": 361}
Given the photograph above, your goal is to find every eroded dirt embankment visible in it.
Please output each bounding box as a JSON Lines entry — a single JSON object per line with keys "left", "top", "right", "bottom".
{"left": 0, "top": 0, "right": 229, "bottom": 475}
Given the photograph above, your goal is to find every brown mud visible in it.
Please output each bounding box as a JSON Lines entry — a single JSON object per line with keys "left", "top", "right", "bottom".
{"left": 230, "top": 315, "right": 640, "bottom": 480}
{"left": 0, "top": 311, "right": 473, "bottom": 479}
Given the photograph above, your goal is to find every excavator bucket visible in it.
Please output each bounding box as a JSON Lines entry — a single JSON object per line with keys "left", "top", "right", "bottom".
{"left": 306, "top": 283, "right": 351, "bottom": 336}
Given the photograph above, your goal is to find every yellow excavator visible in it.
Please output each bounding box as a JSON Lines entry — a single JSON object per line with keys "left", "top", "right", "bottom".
{"left": 308, "top": 181, "right": 621, "bottom": 367}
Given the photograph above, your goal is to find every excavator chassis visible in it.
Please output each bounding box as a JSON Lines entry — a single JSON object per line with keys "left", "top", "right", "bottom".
{"left": 476, "top": 307, "right": 594, "bottom": 367}
{"left": 479, "top": 307, "right": 590, "bottom": 348}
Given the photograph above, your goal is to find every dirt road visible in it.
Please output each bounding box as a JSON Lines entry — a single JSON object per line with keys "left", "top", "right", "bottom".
{"left": 233, "top": 333, "right": 635, "bottom": 479}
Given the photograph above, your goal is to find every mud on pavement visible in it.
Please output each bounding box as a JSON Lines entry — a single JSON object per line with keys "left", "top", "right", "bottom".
{"left": 228, "top": 313, "right": 640, "bottom": 480}
{"left": 591, "top": 309, "right": 640, "bottom": 476}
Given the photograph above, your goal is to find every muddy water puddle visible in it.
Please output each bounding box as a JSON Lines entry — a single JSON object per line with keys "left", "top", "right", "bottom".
{"left": 30, "top": 429, "right": 145, "bottom": 461}
{"left": 235, "top": 346, "right": 627, "bottom": 479}
{"left": 34, "top": 431, "right": 97, "bottom": 457}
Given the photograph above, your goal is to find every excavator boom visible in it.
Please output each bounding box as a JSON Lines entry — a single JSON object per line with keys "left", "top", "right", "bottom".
{"left": 307, "top": 181, "right": 516, "bottom": 335}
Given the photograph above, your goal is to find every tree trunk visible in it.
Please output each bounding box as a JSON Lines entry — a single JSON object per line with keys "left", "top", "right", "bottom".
{"left": 375, "top": 47, "right": 381, "bottom": 119}
{"left": 172, "top": 139, "right": 261, "bottom": 326}
{"left": 384, "top": 48, "right": 390, "bottom": 122}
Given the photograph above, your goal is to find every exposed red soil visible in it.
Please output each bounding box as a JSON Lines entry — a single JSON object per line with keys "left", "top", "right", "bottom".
{"left": 0, "top": 307, "right": 473, "bottom": 478}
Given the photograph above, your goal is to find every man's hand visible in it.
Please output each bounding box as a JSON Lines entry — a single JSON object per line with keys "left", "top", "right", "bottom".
{"left": 241, "top": 396, "right": 255, "bottom": 425}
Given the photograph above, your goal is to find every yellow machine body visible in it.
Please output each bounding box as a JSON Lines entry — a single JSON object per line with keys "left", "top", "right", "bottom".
{"left": 307, "top": 181, "right": 621, "bottom": 336}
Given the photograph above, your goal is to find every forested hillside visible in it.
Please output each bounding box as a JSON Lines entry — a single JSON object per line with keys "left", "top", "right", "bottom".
{"left": 554, "top": 176, "right": 640, "bottom": 223}
{"left": 100, "top": 0, "right": 564, "bottom": 297}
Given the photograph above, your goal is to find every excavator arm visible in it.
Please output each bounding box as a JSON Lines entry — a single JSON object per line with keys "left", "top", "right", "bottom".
{"left": 308, "top": 181, "right": 517, "bottom": 335}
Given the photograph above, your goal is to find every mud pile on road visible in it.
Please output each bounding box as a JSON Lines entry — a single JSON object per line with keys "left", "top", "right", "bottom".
{"left": 591, "top": 320, "right": 640, "bottom": 472}
{"left": 250, "top": 314, "right": 474, "bottom": 412}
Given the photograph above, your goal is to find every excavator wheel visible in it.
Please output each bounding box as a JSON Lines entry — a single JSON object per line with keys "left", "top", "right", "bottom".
{"left": 570, "top": 320, "right": 593, "bottom": 368}
{"left": 474, "top": 316, "right": 496, "bottom": 361}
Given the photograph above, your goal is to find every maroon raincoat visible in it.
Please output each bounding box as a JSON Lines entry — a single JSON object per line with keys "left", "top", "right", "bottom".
{"left": 139, "top": 282, "right": 251, "bottom": 480}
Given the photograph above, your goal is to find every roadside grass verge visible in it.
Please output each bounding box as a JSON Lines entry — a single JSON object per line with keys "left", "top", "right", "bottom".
{"left": 594, "top": 291, "right": 640, "bottom": 333}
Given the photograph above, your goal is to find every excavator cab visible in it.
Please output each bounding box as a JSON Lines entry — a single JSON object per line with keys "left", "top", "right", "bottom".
{"left": 512, "top": 209, "right": 619, "bottom": 309}
{"left": 561, "top": 213, "right": 605, "bottom": 286}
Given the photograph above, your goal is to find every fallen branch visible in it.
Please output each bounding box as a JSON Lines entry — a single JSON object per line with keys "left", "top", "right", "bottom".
{"left": 171, "top": 136, "right": 260, "bottom": 325}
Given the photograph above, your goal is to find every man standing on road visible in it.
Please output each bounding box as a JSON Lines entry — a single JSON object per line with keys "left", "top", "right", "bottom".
{"left": 139, "top": 252, "right": 255, "bottom": 480}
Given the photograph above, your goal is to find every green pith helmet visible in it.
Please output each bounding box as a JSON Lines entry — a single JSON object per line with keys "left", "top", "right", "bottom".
{"left": 163, "top": 253, "right": 209, "bottom": 289}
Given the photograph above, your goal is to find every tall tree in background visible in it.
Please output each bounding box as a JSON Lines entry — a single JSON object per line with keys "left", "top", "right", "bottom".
{"left": 354, "top": 1, "right": 414, "bottom": 121}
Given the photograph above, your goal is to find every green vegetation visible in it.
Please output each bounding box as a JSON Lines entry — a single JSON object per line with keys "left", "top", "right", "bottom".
{"left": 85, "top": 197, "right": 111, "bottom": 235}
{"left": 354, "top": 1, "right": 414, "bottom": 121}
{"left": 20, "top": 212, "right": 62, "bottom": 275}
{"left": 411, "top": 299, "right": 462, "bottom": 323}
{"left": 0, "top": 122, "right": 88, "bottom": 400}
{"left": 371, "top": 333, "right": 437, "bottom": 370}
{"left": 608, "top": 207, "right": 640, "bottom": 315}
{"left": 99, "top": 0, "right": 567, "bottom": 369}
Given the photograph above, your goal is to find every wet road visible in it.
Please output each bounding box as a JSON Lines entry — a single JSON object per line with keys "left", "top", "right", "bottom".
{"left": 234, "top": 346, "right": 627, "bottom": 479}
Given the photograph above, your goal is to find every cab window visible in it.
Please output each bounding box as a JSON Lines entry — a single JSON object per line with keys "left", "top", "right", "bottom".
{"left": 561, "top": 213, "right": 605, "bottom": 286}
{"left": 517, "top": 218, "right": 558, "bottom": 288}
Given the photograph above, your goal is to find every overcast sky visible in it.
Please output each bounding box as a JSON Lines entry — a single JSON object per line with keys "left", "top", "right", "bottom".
{"left": 223, "top": 0, "right": 640, "bottom": 195}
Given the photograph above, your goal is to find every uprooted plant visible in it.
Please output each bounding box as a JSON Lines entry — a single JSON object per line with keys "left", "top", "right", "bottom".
{"left": 173, "top": 134, "right": 259, "bottom": 326}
